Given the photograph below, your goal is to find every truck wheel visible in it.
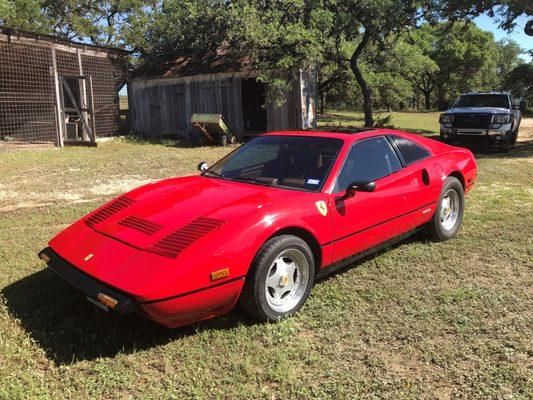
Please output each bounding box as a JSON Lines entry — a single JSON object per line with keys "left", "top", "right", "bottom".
{"left": 511, "top": 129, "right": 518, "bottom": 146}
{"left": 501, "top": 137, "right": 511, "bottom": 152}
{"left": 239, "top": 235, "right": 315, "bottom": 322}
{"left": 426, "top": 176, "right": 464, "bottom": 242}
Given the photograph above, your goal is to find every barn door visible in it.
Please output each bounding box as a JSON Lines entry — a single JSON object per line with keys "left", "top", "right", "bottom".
{"left": 59, "top": 75, "right": 96, "bottom": 144}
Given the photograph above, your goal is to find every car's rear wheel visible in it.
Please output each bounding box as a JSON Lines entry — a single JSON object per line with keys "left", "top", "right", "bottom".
{"left": 427, "top": 176, "right": 464, "bottom": 241}
{"left": 239, "top": 235, "right": 315, "bottom": 321}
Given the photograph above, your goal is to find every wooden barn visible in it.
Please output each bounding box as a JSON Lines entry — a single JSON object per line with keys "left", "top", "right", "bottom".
{"left": 0, "top": 27, "right": 128, "bottom": 147}
{"left": 128, "top": 54, "right": 317, "bottom": 141}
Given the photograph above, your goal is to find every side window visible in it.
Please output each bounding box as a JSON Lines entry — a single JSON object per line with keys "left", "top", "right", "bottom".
{"left": 336, "top": 136, "right": 402, "bottom": 191}
{"left": 390, "top": 135, "right": 430, "bottom": 165}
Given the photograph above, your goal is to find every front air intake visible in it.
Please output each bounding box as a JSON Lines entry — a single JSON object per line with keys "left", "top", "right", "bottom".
{"left": 85, "top": 197, "right": 135, "bottom": 227}
{"left": 148, "top": 217, "right": 224, "bottom": 258}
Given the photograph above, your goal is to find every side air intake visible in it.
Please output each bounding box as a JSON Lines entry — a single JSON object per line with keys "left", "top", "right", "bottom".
{"left": 86, "top": 197, "right": 135, "bottom": 227}
{"left": 148, "top": 217, "right": 224, "bottom": 258}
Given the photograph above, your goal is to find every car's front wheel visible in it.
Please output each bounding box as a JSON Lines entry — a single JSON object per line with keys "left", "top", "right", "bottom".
{"left": 427, "top": 176, "right": 464, "bottom": 241}
{"left": 239, "top": 235, "right": 315, "bottom": 321}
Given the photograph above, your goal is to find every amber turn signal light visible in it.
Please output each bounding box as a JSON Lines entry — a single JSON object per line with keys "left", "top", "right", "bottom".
{"left": 97, "top": 293, "right": 119, "bottom": 309}
{"left": 39, "top": 252, "right": 50, "bottom": 263}
{"left": 210, "top": 268, "right": 230, "bottom": 281}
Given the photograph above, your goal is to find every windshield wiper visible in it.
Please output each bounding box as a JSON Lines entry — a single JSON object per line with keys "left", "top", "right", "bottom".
{"left": 203, "top": 170, "right": 224, "bottom": 178}
{"left": 234, "top": 177, "right": 278, "bottom": 186}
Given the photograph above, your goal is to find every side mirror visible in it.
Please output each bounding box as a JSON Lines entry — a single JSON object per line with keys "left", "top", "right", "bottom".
{"left": 197, "top": 162, "right": 209, "bottom": 172}
{"left": 343, "top": 180, "right": 376, "bottom": 199}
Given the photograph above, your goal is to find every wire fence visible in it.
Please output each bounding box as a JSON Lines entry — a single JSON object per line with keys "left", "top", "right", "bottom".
{"left": 0, "top": 31, "right": 127, "bottom": 145}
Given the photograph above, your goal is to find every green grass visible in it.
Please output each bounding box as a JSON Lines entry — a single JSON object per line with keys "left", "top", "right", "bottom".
{"left": 1, "top": 118, "right": 532, "bottom": 399}
{"left": 318, "top": 110, "right": 441, "bottom": 135}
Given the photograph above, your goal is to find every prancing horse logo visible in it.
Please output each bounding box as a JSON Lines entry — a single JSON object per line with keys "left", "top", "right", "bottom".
{"left": 315, "top": 201, "right": 328, "bottom": 217}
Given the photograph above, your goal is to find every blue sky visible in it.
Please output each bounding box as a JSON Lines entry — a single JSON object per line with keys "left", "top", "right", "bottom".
{"left": 474, "top": 13, "right": 532, "bottom": 61}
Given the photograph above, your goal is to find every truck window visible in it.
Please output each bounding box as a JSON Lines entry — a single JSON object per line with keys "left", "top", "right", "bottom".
{"left": 455, "top": 94, "right": 509, "bottom": 109}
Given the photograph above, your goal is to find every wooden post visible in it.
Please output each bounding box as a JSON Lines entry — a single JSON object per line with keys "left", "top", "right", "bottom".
{"left": 77, "top": 49, "right": 90, "bottom": 141}
{"left": 87, "top": 76, "right": 97, "bottom": 143}
{"left": 185, "top": 81, "right": 192, "bottom": 141}
{"left": 51, "top": 46, "right": 65, "bottom": 147}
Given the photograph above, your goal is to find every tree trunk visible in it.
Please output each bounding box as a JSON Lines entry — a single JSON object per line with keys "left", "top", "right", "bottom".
{"left": 320, "top": 92, "right": 326, "bottom": 114}
{"left": 350, "top": 30, "right": 373, "bottom": 127}
{"left": 424, "top": 91, "right": 431, "bottom": 110}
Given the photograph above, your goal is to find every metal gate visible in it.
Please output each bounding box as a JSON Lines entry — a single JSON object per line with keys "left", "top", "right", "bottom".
{"left": 59, "top": 75, "right": 96, "bottom": 145}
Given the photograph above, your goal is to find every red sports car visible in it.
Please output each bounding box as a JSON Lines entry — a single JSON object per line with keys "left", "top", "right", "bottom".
{"left": 39, "top": 130, "right": 476, "bottom": 328}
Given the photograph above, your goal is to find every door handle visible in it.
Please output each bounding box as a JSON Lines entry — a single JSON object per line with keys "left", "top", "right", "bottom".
{"left": 421, "top": 169, "right": 430, "bottom": 186}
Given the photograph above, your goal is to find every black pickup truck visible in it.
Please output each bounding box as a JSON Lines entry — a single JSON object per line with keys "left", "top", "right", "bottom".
{"left": 439, "top": 92, "right": 524, "bottom": 151}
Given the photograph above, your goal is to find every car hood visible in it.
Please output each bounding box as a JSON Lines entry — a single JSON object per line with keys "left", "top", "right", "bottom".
{"left": 446, "top": 107, "right": 510, "bottom": 114}
{"left": 85, "top": 175, "right": 300, "bottom": 252}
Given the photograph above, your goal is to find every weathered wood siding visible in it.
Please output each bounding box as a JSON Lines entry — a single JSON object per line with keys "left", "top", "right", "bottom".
{"left": 129, "top": 70, "right": 317, "bottom": 141}
{"left": 129, "top": 74, "right": 245, "bottom": 140}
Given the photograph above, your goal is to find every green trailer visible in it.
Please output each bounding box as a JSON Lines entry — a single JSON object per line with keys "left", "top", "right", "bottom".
{"left": 190, "top": 114, "right": 236, "bottom": 146}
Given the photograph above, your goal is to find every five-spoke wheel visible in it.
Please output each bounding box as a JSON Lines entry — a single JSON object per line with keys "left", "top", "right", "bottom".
{"left": 239, "top": 235, "right": 314, "bottom": 321}
{"left": 427, "top": 176, "right": 464, "bottom": 241}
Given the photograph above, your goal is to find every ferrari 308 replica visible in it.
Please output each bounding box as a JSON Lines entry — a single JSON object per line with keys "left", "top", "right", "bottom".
{"left": 39, "top": 129, "right": 476, "bottom": 328}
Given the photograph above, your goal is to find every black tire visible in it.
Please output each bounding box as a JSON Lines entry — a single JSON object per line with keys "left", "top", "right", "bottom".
{"left": 511, "top": 129, "right": 518, "bottom": 146}
{"left": 501, "top": 137, "right": 511, "bottom": 152}
{"left": 239, "top": 235, "right": 315, "bottom": 322}
{"left": 427, "top": 176, "right": 464, "bottom": 242}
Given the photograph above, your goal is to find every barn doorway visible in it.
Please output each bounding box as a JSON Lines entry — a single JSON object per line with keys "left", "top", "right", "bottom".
{"left": 241, "top": 78, "right": 267, "bottom": 133}
{"left": 59, "top": 75, "right": 96, "bottom": 145}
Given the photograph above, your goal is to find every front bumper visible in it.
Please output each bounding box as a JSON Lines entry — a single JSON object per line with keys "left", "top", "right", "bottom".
{"left": 38, "top": 247, "right": 138, "bottom": 314}
{"left": 38, "top": 247, "right": 245, "bottom": 328}
{"left": 440, "top": 126, "right": 511, "bottom": 145}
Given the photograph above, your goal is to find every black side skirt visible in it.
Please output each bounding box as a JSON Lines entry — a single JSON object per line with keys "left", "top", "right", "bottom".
{"left": 316, "top": 227, "right": 424, "bottom": 280}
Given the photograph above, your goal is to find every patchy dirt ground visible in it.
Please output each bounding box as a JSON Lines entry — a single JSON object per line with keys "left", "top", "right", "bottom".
{"left": 518, "top": 117, "right": 533, "bottom": 141}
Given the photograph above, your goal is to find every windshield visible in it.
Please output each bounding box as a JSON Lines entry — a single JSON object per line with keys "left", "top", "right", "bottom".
{"left": 205, "top": 135, "right": 344, "bottom": 191}
{"left": 454, "top": 94, "right": 509, "bottom": 109}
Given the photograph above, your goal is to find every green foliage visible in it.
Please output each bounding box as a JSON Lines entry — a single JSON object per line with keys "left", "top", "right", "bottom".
{"left": 502, "top": 63, "right": 533, "bottom": 104}
{"left": 0, "top": 0, "right": 52, "bottom": 33}
{"left": 0, "top": 0, "right": 530, "bottom": 116}
{"left": 0, "top": 0, "right": 148, "bottom": 46}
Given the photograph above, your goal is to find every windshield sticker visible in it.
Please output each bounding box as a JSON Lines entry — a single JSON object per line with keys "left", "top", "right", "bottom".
{"left": 307, "top": 179, "right": 320, "bottom": 185}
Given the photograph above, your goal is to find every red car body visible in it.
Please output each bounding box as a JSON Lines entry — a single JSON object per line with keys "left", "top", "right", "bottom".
{"left": 39, "top": 129, "right": 476, "bottom": 328}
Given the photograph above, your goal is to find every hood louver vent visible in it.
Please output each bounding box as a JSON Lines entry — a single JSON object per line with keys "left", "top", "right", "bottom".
{"left": 118, "top": 216, "right": 163, "bottom": 235}
{"left": 148, "top": 217, "right": 224, "bottom": 258}
{"left": 86, "top": 197, "right": 135, "bottom": 227}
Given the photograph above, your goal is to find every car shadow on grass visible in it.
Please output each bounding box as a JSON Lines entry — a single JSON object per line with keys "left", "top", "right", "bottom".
{"left": 2, "top": 233, "right": 429, "bottom": 366}
{"left": 1, "top": 269, "right": 258, "bottom": 365}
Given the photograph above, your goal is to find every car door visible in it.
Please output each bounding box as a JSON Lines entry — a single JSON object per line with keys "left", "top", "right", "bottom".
{"left": 387, "top": 134, "right": 440, "bottom": 230}
{"left": 327, "top": 136, "right": 416, "bottom": 263}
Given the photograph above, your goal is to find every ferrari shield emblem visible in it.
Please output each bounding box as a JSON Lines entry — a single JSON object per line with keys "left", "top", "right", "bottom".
{"left": 315, "top": 201, "right": 328, "bottom": 216}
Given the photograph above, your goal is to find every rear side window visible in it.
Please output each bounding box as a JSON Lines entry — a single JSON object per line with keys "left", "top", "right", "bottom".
{"left": 390, "top": 135, "right": 430, "bottom": 165}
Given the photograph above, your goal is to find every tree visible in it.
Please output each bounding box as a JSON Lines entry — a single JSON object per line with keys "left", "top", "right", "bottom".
{"left": 0, "top": 0, "right": 147, "bottom": 46}
{"left": 0, "top": 0, "right": 52, "bottom": 33}
{"left": 502, "top": 63, "right": 533, "bottom": 104}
